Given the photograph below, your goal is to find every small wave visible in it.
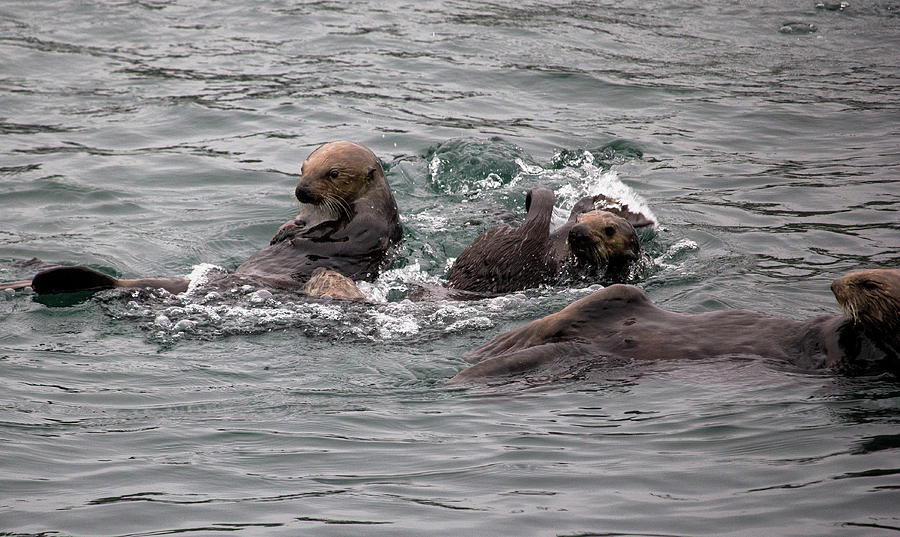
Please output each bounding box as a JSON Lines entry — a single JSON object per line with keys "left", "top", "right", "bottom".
{"left": 653, "top": 238, "right": 700, "bottom": 273}
{"left": 552, "top": 150, "right": 658, "bottom": 228}
{"left": 424, "top": 137, "right": 537, "bottom": 195}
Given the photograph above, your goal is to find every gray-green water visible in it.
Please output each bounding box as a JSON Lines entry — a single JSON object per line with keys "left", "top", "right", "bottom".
{"left": 1, "top": 1, "right": 899, "bottom": 536}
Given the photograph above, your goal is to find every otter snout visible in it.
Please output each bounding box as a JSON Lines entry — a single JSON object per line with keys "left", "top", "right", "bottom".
{"left": 830, "top": 278, "right": 843, "bottom": 300}
{"left": 295, "top": 182, "right": 319, "bottom": 204}
{"left": 568, "top": 224, "right": 595, "bottom": 245}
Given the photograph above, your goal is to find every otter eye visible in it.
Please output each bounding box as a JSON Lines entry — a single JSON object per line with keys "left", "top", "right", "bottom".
{"left": 327, "top": 169, "right": 339, "bottom": 180}
{"left": 603, "top": 226, "right": 616, "bottom": 237}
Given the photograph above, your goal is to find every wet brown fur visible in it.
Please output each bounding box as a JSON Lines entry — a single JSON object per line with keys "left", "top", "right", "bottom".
{"left": 447, "top": 187, "right": 558, "bottom": 295}
{"left": 451, "top": 268, "right": 900, "bottom": 383}
{"left": 831, "top": 269, "right": 900, "bottom": 337}
{"left": 447, "top": 189, "right": 650, "bottom": 295}
{"left": 237, "top": 140, "right": 402, "bottom": 286}
{"left": 565, "top": 210, "right": 641, "bottom": 278}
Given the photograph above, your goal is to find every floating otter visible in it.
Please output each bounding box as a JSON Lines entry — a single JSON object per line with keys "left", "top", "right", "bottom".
{"left": 446, "top": 188, "right": 653, "bottom": 294}
{"left": 1, "top": 141, "right": 402, "bottom": 300}
{"left": 236, "top": 140, "right": 402, "bottom": 286}
{"left": 450, "top": 268, "right": 900, "bottom": 383}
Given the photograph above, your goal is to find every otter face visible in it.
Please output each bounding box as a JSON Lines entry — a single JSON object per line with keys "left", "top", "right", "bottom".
{"left": 295, "top": 141, "right": 382, "bottom": 217}
{"left": 567, "top": 210, "right": 640, "bottom": 267}
{"left": 831, "top": 269, "right": 900, "bottom": 339}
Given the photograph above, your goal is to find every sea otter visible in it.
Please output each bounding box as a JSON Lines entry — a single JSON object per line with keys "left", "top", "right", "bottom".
{"left": 450, "top": 268, "right": 900, "bottom": 383}
{"left": 236, "top": 140, "right": 402, "bottom": 286}
{"left": 446, "top": 188, "right": 653, "bottom": 294}
{"left": 0, "top": 141, "right": 402, "bottom": 300}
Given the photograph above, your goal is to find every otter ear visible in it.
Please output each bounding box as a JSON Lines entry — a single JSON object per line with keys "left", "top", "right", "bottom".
{"left": 367, "top": 167, "right": 376, "bottom": 181}
{"left": 525, "top": 190, "right": 533, "bottom": 212}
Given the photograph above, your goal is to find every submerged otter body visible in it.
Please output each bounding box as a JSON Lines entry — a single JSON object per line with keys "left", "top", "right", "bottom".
{"left": 451, "top": 269, "right": 900, "bottom": 383}
{"left": 446, "top": 188, "right": 653, "bottom": 294}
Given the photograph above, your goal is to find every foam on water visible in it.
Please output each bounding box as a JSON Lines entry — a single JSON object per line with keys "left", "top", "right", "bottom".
{"left": 104, "top": 260, "right": 539, "bottom": 343}
{"left": 654, "top": 238, "right": 701, "bottom": 273}
{"left": 358, "top": 260, "right": 445, "bottom": 303}
{"left": 363, "top": 302, "right": 422, "bottom": 339}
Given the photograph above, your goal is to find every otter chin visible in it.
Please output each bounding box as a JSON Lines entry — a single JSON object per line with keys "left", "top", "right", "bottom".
{"left": 450, "top": 268, "right": 900, "bottom": 383}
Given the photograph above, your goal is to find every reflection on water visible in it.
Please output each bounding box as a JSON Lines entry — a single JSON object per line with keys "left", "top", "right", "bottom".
{"left": 0, "top": 1, "right": 898, "bottom": 536}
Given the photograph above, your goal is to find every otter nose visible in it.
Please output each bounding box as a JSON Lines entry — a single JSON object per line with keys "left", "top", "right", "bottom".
{"left": 295, "top": 183, "right": 316, "bottom": 204}
{"left": 568, "top": 225, "right": 591, "bottom": 243}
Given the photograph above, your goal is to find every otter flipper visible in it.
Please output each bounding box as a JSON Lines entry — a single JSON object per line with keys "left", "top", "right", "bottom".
{"left": 30, "top": 266, "right": 121, "bottom": 294}
{"left": 28, "top": 266, "right": 190, "bottom": 295}
{"left": 447, "top": 187, "right": 558, "bottom": 294}
{"left": 450, "top": 342, "right": 594, "bottom": 384}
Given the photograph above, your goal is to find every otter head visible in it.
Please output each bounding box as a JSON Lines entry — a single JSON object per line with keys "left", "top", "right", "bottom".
{"left": 295, "top": 141, "right": 384, "bottom": 218}
{"left": 567, "top": 210, "right": 641, "bottom": 268}
{"left": 831, "top": 269, "right": 900, "bottom": 343}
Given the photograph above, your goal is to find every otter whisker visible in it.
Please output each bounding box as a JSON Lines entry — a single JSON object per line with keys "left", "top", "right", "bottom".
{"left": 331, "top": 193, "right": 352, "bottom": 218}
{"left": 321, "top": 196, "right": 340, "bottom": 220}
{"left": 321, "top": 195, "right": 339, "bottom": 220}
{"left": 841, "top": 300, "right": 858, "bottom": 324}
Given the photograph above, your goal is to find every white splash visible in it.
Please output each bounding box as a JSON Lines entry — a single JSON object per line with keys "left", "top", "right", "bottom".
{"left": 445, "top": 316, "right": 493, "bottom": 333}
{"left": 407, "top": 213, "right": 451, "bottom": 232}
{"left": 553, "top": 151, "right": 657, "bottom": 227}
{"left": 654, "top": 239, "right": 699, "bottom": 271}
{"left": 515, "top": 157, "right": 544, "bottom": 175}
{"left": 184, "top": 263, "right": 228, "bottom": 295}
{"left": 428, "top": 155, "right": 530, "bottom": 196}
{"left": 358, "top": 260, "right": 445, "bottom": 303}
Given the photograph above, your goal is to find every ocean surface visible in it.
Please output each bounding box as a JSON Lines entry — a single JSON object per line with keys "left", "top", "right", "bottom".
{"left": 1, "top": 1, "right": 899, "bottom": 536}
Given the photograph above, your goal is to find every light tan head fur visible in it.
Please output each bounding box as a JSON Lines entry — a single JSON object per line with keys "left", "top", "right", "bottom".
{"left": 831, "top": 268, "right": 900, "bottom": 336}
{"left": 567, "top": 210, "right": 641, "bottom": 265}
{"left": 295, "top": 141, "right": 384, "bottom": 218}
